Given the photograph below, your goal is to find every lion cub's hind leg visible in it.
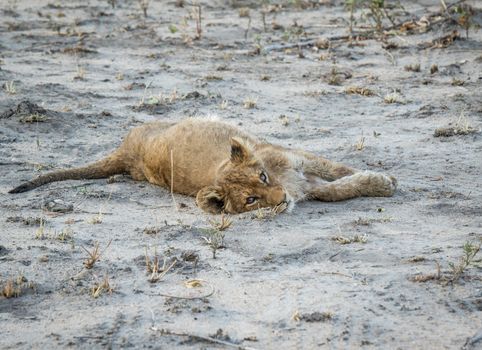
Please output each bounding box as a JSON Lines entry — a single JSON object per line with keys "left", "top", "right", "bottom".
{"left": 299, "top": 152, "right": 356, "bottom": 181}
{"left": 308, "top": 171, "right": 397, "bottom": 202}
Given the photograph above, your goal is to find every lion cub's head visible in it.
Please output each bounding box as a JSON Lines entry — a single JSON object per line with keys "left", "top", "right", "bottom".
{"left": 196, "top": 137, "right": 289, "bottom": 214}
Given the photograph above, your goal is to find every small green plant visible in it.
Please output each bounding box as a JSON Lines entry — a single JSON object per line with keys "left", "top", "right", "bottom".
{"left": 200, "top": 213, "right": 233, "bottom": 258}
{"left": 447, "top": 241, "right": 480, "bottom": 283}
{"left": 453, "top": 3, "right": 476, "bottom": 39}
{"left": 345, "top": 0, "right": 403, "bottom": 35}
{"left": 168, "top": 24, "right": 178, "bottom": 33}
{"left": 411, "top": 241, "right": 481, "bottom": 284}
{"left": 201, "top": 229, "right": 225, "bottom": 259}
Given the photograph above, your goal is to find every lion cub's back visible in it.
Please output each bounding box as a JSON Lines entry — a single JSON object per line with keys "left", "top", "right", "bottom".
{"left": 157, "top": 118, "right": 257, "bottom": 193}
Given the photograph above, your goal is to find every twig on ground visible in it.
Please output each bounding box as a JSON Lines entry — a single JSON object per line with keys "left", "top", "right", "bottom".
{"left": 147, "top": 282, "right": 215, "bottom": 299}
{"left": 150, "top": 326, "right": 257, "bottom": 350}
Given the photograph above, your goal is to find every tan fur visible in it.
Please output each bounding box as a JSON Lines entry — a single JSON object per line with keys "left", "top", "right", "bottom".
{"left": 9, "top": 119, "right": 397, "bottom": 214}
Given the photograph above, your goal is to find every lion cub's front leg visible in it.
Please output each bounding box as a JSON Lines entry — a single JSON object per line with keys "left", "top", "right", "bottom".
{"left": 307, "top": 171, "right": 397, "bottom": 202}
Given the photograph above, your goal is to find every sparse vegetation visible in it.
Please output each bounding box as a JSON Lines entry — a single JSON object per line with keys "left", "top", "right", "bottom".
{"left": 345, "top": 0, "right": 404, "bottom": 35}
{"left": 201, "top": 228, "right": 225, "bottom": 259}
{"left": 453, "top": 2, "right": 476, "bottom": 38}
{"left": 411, "top": 241, "right": 481, "bottom": 285}
{"left": 434, "top": 113, "right": 477, "bottom": 137}
{"left": 1, "top": 275, "right": 35, "bottom": 298}
{"left": 1, "top": 1, "right": 481, "bottom": 346}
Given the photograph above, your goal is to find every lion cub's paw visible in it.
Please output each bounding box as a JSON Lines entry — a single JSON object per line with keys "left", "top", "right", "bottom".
{"left": 361, "top": 171, "right": 397, "bottom": 197}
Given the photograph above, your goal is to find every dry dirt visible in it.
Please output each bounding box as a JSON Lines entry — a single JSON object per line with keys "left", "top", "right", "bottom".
{"left": 1, "top": 0, "right": 481, "bottom": 349}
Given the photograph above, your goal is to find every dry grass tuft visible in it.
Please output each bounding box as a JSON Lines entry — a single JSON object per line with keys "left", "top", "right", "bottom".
{"left": 82, "top": 240, "right": 112, "bottom": 269}
{"left": 88, "top": 213, "right": 103, "bottom": 224}
{"left": 253, "top": 202, "right": 288, "bottom": 220}
{"left": 238, "top": 7, "right": 250, "bottom": 17}
{"left": 243, "top": 96, "right": 257, "bottom": 109}
{"left": 434, "top": 113, "right": 477, "bottom": 137}
{"left": 327, "top": 66, "right": 342, "bottom": 85}
{"left": 1, "top": 280, "right": 18, "bottom": 298}
{"left": 451, "top": 78, "right": 465, "bottom": 86}
{"left": 331, "top": 234, "right": 368, "bottom": 245}
{"left": 383, "top": 92, "right": 404, "bottom": 104}
{"left": 1, "top": 275, "right": 35, "bottom": 298}
{"left": 92, "top": 274, "right": 113, "bottom": 298}
{"left": 345, "top": 86, "right": 375, "bottom": 96}
{"left": 404, "top": 63, "right": 421, "bottom": 72}
{"left": 35, "top": 217, "right": 46, "bottom": 239}
{"left": 19, "top": 113, "right": 48, "bottom": 123}
{"left": 73, "top": 65, "right": 86, "bottom": 80}
{"left": 219, "top": 99, "right": 229, "bottom": 110}
{"left": 354, "top": 133, "right": 366, "bottom": 151}
{"left": 209, "top": 213, "right": 232, "bottom": 231}
{"left": 4, "top": 81, "right": 17, "bottom": 94}
{"left": 279, "top": 114, "right": 289, "bottom": 126}
{"left": 145, "top": 247, "right": 177, "bottom": 283}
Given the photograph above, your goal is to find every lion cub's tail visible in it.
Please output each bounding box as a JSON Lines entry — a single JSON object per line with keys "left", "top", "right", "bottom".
{"left": 9, "top": 153, "right": 126, "bottom": 194}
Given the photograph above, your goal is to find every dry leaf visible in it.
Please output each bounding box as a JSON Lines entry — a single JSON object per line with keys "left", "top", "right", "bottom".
{"left": 184, "top": 279, "right": 203, "bottom": 288}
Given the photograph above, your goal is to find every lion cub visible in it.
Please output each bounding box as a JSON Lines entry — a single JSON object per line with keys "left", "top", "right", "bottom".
{"left": 10, "top": 118, "right": 396, "bottom": 214}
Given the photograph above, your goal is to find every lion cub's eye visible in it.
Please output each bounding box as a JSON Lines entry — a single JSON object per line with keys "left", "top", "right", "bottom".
{"left": 246, "top": 196, "right": 258, "bottom": 205}
{"left": 259, "top": 172, "right": 268, "bottom": 183}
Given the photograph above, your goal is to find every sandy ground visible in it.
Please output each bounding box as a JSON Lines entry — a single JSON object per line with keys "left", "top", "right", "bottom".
{"left": 1, "top": 0, "right": 481, "bottom": 349}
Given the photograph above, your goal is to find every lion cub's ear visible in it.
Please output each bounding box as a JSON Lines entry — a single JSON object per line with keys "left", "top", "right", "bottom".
{"left": 230, "top": 137, "right": 252, "bottom": 164}
{"left": 196, "top": 186, "right": 225, "bottom": 214}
